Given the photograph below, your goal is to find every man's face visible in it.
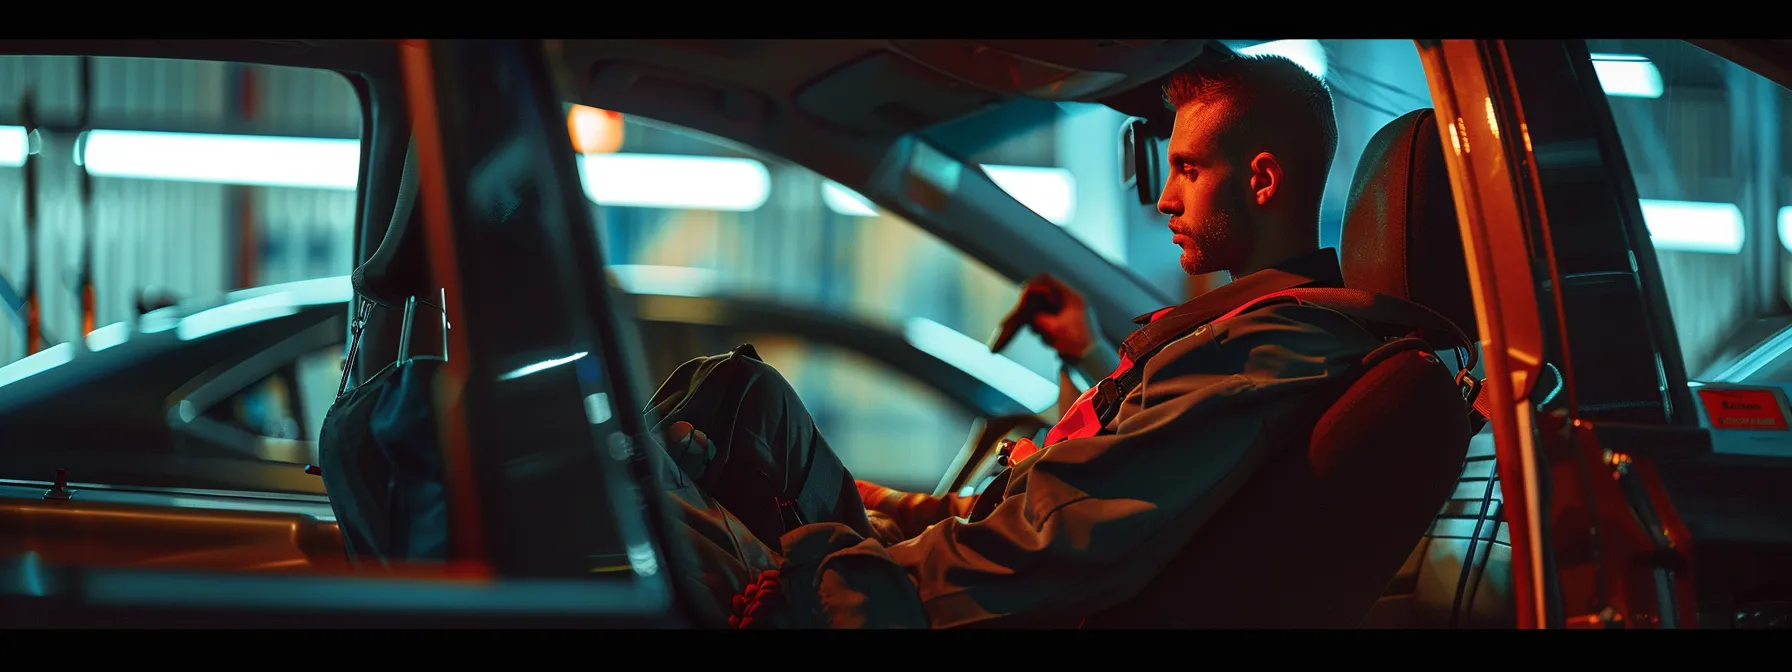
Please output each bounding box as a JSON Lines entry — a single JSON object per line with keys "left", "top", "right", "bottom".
{"left": 1157, "top": 101, "right": 1253, "bottom": 276}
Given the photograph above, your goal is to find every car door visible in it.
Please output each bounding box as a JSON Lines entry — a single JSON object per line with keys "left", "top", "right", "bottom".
{"left": 2, "top": 39, "right": 687, "bottom": 627}
{"left": 1420, "top": 39, "right": 1792, "bottom": 629}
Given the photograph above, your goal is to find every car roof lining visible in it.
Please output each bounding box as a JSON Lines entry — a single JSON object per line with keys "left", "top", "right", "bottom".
{"left": 551, "top": 40, "right": 1217, "bottom": 186}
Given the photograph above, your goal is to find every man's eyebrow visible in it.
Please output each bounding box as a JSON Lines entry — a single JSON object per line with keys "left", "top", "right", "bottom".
{"left": 1167, "top": 151, "right": 1199, "bottom": 166}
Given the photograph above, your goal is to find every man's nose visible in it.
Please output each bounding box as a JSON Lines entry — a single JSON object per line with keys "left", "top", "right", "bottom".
{"left": 1156, "top": 189, "right": 1178, "bottom": 217}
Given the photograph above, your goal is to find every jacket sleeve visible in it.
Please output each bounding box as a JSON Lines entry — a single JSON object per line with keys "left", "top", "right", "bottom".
{"left": 882, "top": 302, "right": 1379, "bottom": 628}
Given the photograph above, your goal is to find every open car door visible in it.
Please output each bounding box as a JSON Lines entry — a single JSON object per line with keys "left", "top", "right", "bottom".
{"left": 1418, "top": 38, "right": 1792, "bottom": 629}
{"left": 2, "top": 39, "right": 689, "bottom": 627}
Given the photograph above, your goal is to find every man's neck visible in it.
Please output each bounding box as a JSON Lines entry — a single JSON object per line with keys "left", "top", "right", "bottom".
{"left": 1229, "top": 243, "right": 1319, "bottom": 279}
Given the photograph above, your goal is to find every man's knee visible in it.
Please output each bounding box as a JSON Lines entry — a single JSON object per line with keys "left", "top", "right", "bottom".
{"left": 713, "top": 346, "right": 804, "bottom": 418}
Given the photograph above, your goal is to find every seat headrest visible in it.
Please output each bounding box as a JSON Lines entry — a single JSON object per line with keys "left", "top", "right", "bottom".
{"left": 351, "top": 137, "right": 425, "bottom": 309}
{"left": 1340, "top": 108, "right": 1479, "bottom": 339}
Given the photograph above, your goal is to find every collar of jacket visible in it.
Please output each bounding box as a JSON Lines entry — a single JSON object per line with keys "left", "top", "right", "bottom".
{"left": 1121, "top": 247, "right": 1344, "bottom": 361}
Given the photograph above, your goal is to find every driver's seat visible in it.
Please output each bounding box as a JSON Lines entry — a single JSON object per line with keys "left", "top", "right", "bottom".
{"left": 1081, "top": 108, "right": 1477, "bottom": 628}
{"left": 1351, "top": 109, "right": 1515, "bottom": 629}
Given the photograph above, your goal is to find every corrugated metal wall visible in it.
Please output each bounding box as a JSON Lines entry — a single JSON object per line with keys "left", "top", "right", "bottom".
{"left": 0, "top": 55, "right": 362, "bottom": 367}
{"left": 1599, "top": 38, "right": 1792, "bottom": 375}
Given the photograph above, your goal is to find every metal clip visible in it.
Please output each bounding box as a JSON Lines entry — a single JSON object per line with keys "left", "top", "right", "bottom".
{"left": 337, "top": 299, "right": 375, "bottom": 397}
{"left": 996, "top": 438, "right": 1018, "bottom": 467}
{"left": 397, "top": 291, "right": 451, "bottom": 367}
{"left": 439, "top": 287, "right": 450, "bottom": 362}
{"left": 1457, "top": 368, "right": 1483, "bottom": 406}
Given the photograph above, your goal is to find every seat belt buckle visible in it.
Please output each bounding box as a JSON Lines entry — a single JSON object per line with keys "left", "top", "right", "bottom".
{"left": 1456, "top": 369, "right": 1483, "bottom": 406}
{"left": 1092, "top": 378, "right": 1122, "bottom": 426}
{"left": 996, "top": 438, "right": 1017, "bottom": 467}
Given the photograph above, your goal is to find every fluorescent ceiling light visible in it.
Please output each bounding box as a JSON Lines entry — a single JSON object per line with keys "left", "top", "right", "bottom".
{"left": 983, "top": 165, "right": 1077, "bottom": 226}
{"left": 580, "top": 153, "right": 769, "bottom": 212}
{"left": 83, "top": 130, "right": 361, "bottom": 190}
{"left": 40, "top": 126, "right": 1083, "bottom": 223}
{"left": 1589, "top": 53, "right": 1664, "bottom": 99}
{"left": 1, "top": 125, "right": 25, "bottom": 167}
{"left": 824, "top": 167, "right": 1077, "bottom": 226}
{"left": 1640, "top": 199, "right": 1744, "bottom": 254}
{"left": 903, "top": 317, "right": 1058, "bottom": 413}
{"left": 821, "top": 180, "right": 878, "bottom": 217}
{"left": 606, "top": 264, "right": 719, "bottom": 298}
{"left": 1238, "top": 40, "right": 1327, "bottom": 80}
{"left": 1779, "top": 206, "right": 1792, "bottom": 254}
{"left": 68, "top": 129, "right": 776, "bottom": 213}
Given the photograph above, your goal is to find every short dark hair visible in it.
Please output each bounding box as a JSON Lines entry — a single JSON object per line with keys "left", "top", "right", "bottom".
{"left": 1162, "top": 53, "right": 1339, "bottom": 206}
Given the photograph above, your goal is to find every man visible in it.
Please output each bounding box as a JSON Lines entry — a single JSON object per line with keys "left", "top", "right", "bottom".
{"left": 651, "top": 52, "right": 1382, "bottom": 629}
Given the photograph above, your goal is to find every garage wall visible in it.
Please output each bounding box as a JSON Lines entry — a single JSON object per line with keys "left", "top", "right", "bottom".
{"left": 0, "top": 55, "right": 362, "bottom": 367}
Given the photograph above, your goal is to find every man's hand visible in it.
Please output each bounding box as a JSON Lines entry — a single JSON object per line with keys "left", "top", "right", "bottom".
{"left": 992, "top": 274, "right": 1093, "bottom": 361}
{"left": 856, "top": 479, "right": 902, "bottom": 510}
{"left": 666, "top": 422, "right": 706, "bottom": 449}
{"left": 665, "top": 421, "right": 711, "bottom": 456}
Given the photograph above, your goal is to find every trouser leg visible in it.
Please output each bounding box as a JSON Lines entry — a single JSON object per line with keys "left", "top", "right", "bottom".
{"left": 650, "top": 344, "right": 875, "bottom": 552}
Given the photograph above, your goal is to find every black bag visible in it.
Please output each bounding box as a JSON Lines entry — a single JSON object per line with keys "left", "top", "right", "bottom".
{"left": 317, "top": 359, "right": 452, "bottom": 567}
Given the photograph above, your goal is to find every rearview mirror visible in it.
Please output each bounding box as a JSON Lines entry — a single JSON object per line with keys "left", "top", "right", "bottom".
{"left": 1120, "top": 118, "right": 1162, "bottom": 206}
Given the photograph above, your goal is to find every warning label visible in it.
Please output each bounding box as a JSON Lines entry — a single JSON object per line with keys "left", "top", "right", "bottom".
{"left": 1698, "top": 388, "right": 1788, "bottom": 431}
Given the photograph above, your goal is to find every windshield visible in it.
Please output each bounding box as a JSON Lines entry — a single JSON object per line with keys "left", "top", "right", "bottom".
{"left": 574, "top": 112, "right": 1090, "bottom": 490}
{"left": 1584, "top": 39, "right": 1792, "bottom": 385}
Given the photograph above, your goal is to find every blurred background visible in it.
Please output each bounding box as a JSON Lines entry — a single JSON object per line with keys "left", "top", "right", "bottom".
{"left": 2, "top": 39, "right": 1788, "bottom": 492}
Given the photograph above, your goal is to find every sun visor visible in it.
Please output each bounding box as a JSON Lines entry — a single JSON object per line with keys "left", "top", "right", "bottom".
{"left": 1098, "top": 41, "right": 1238, "bottom": 140}
{"left": 794, "top": 51, "right": 1005, "bottom": 137}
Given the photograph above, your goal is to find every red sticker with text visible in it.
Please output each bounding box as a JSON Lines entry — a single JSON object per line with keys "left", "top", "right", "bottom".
{"left": 1698, "top": 388, "right": 1788, "bottom": 431}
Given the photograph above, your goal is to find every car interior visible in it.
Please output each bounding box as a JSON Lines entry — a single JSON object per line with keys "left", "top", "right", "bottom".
{"left": 316, "top": 52, "right": 1493, "bottom": 627}
{"left": 7, "top": 38, "right": 1789, "bottom": 627}
{"left": 0, "top": 38, "right": 1498, "bottom": 627}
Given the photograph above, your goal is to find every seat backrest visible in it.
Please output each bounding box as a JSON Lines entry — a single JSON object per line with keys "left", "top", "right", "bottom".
{"left": 353, "top": 137, "right": 425, "bottom": 310}
{"left": 1361, "top": 428, "right": 1517, "bottom": 629}
{"left": 1082, "top": 108, "right": 1480, "bottom": 629}
{"left": 320, "top": 138, "right": 451, "bottom": 566}
{"left": 1341, "top": 108, "right": 1516, "bottom": 629}
{"left": 1339, "top": 108, "right": 1477, "bottom": 339}
{"left": 1080, "top": 337, "right": 1469, "bottom": 628}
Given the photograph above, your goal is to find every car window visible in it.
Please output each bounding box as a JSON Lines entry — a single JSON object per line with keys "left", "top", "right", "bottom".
{"left": 578, "top": 109, "right": 1061, "bottom": 488}
{"left": 0, "top": 56, "right": 363, "bottom": 369}
{"left": 1583, "top": 41, "right": 1792, "bottom": 381}
{"left": 748, "top": 335, "right": 975, "bottom": 493}
{"left": 202, "top": 345, "right": 342, "bottom": 446}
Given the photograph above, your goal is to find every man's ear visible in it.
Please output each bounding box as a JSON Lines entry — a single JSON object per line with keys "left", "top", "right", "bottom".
{"left": 1249, "top": 152, "right": 1282, "bottom": 206}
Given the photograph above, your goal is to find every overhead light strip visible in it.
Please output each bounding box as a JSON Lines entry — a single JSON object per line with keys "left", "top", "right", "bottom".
{"left": 1640, "top": 199, "right": 1745, "bottom": 254}
{"left": 1589, "top": 53, "right": 1664, "bottom": 99}
{"left": 821, "top": 165, "right": 1077, "bottom": 225}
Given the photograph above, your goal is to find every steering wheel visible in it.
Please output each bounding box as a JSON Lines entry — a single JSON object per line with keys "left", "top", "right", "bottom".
{"left": 936, "top": 413, "right": 1050, "bottom": 499}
